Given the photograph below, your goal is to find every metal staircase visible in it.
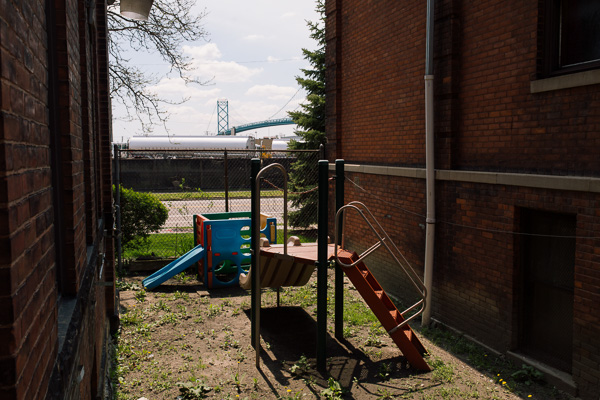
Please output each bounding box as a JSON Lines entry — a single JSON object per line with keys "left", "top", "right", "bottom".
{"left": 335, "top": 202, "right": 430, "bottom": 371}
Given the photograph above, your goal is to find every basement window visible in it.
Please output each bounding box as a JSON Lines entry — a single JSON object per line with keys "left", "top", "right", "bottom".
{"left": 541, "top": 0, "right": 600, "bottom": 77}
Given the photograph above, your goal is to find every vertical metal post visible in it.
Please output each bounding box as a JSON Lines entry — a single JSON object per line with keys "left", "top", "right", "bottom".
{"left": 334, "top": 159, "right": 344, "bottom": 339}
{"left": 113, "top": 144, "right": 122, "bottom": 277}
{"left": 250, "top": 158, "right": 260, "bottom": 367}
{"left": 224, "top": 150, "right": 229, "bottom": 212}
{"left": 317, "top": 160, "right": 328, "bottom": 373}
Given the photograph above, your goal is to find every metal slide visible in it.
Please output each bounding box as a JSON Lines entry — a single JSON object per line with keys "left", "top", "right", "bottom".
{"left": 142, "top": 244, "right": 205, "bottom": 290}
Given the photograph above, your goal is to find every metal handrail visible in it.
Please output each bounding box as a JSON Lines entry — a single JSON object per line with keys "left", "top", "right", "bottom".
{"left": 334, "top": 201, "right": 427, "bottom": 330}
{"left": 252, "top": 162, "right": 288, "bottom": 368}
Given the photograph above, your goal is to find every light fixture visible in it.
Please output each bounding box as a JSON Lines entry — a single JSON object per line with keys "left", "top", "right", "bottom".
{"left": 120, "top": 0, "right": 154, "bottom": 21}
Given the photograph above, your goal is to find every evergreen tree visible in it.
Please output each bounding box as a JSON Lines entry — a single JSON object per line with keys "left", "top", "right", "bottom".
{"left": 287, "top": 0, "right": 326, "bottom": 228}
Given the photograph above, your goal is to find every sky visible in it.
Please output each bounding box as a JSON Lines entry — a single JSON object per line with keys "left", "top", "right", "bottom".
{"left": 111, "top": 0, "right": 320, "bottom": 143}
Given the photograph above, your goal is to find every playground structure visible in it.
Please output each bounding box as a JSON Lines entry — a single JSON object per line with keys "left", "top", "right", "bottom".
{"left": 143, "top": 159, "right": 431, "bottom": 372}
{"left": 194, "top": 212, "right": 277, "bottom": 289}
{"left": 247, "top": 159, "right": 430, "bottom": 372}
{"left": 142, "top": 211, "right": 276, "bottom": 290}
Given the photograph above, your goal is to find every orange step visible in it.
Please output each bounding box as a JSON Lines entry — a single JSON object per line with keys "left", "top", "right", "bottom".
{"left": 337, "top": 250, "right": 430, "bottom": 371}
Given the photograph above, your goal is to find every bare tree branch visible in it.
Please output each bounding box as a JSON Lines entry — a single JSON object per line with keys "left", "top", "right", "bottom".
{"left": 107, "top": 0, "right": 209, "bottom": 132}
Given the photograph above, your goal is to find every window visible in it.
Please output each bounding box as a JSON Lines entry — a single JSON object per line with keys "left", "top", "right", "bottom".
{"left": 542, "top": 0, "right": 600, "bottom": 76}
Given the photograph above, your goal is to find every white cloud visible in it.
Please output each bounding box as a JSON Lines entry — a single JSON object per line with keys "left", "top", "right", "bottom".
{"left": 243, "top": 34, "right": 265, "bottom": 41}
{"left": 183, "top": 43, "right": 262, "bottom": 83}
{"left": 149, "top": 77, "right": 221, "bottom": 99}
{"left": 245, "top": 84, "right": 297, "bottom": 101}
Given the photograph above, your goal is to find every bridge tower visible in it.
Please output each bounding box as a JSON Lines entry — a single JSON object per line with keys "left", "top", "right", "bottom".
{"left": 217, "top": 99, "right": 229, "bottom": 135}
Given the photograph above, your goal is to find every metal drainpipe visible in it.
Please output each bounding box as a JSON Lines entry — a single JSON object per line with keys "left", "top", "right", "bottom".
{"left": 422, "top": 0, "right": 436, "bottom": 326}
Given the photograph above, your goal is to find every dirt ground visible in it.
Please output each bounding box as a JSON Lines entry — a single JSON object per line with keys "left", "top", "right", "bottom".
{"left": 113, "top": 271, "right": 575, "bottom": 400}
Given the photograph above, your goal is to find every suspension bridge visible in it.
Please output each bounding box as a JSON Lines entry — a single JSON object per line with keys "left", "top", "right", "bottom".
{"left": 215, "top": 99, "right": 296, "bottom": 136}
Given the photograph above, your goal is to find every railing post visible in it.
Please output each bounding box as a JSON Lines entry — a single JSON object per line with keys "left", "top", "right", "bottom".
{"left": 250, "top": 158, "right": 260, "bottom": 367}
{"left": 317, "top": 159, "right": 328, "bottom": 374}
{"left": 224, "top": 150, "right": 229, "bottom": 212}
{"left": 334, "top": 159, "right": 344, "bottom": 340}
{"left": 113, "top": 144, "right": 122, "bottom": 277}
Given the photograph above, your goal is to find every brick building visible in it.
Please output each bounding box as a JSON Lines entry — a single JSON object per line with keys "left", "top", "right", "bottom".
{"left": 325, "top": 0, "right": 600, "bottom": 398}
{"left": 1, "top": 0, "right": 116, "bottom": 399}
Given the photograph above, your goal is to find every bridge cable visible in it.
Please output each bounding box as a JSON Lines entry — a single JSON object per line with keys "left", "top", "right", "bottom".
{"left": 267, "top": 88, "right": 302, "bottom": 120}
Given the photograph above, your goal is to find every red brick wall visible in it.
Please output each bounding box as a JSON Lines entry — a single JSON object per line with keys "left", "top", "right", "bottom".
{"left": 0, "top": 0, "right": 115, "bottom": 399}
{"left": 326, "top": 0, "right": 427, "bottom": 165}
{"left": 0, "top": 0, "right": 59, "bottom": 398}
{"left": 326, "top": 0, "right": 600, "bottom": 397}
{"left": 456, "top": 2, "right": 600, "bottom": 175}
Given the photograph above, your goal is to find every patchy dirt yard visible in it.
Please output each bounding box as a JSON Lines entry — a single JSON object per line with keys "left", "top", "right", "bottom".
{"left": 112, "top": 270, "right": 574, "bottom": 400}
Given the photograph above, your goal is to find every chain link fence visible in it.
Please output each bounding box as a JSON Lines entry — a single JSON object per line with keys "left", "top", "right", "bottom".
{"left": 114, "top": 148, "right": 321, "bottom": 260}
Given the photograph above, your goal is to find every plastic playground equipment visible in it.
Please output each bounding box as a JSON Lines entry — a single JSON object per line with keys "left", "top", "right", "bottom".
{"left": 142, "top": 211, "right": 276, "bottom": 290}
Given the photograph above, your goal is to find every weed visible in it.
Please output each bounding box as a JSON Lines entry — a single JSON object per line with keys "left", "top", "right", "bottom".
{"left": 232, "top": 371, "right": 243, "bottom": 392}
{"left": 376, "top": 387, "right": 395, "bottom": 399}
{"left": 151, "top": 300, "right": 170, "bottom": 312}
{"left": 175, "top": 271, "right": 194, "bottom": 284}
{"left": 177, "top": 381, "right": 212, "bottom": 399}
{"left": 377, "top": 362, "right": 392, "bottom": 381}
{"left": 278, "top": 388, "right": 305, "bottom": 399}
{"left": 290, "top": 355, "right": 310, "bottom": 376}
{"left": 116, "top": 281, "right": 139, "bottom": 291}
{"left": 177, "top": 303, "right": 188, "bottom": 313}
{"left": 134, "top": 323, "right": 154, "bottom": 337}
{"left": 134, "top": 289, "right": 147, "bottom": 303}
{"left": 511, "top": 364, "right": 544, "bottom": 385}
{"left": 220, "top": 331, "right": 240, "bottom": 349}
{"left": 120, "top": 308, "right": 145, "bottom": 327}
{"left": 171, "top": 290, "right": 190, "bottom": 301}
{"left": 158, "top": 312, "right": 179, "bottom": 326}
{"left": 320, "top": 377, "right": 344, "bottom": 400}
{"left": 207, "top": 304, "right": 223, "bottom": 318}
{"left": 342, "top": 326, "right": 355, "bottom": 338}
{"left": 234, "top": 349, "right": 246, "bottom": 362}
{"left": 364, "top": 333, "right": 383, "bottom": 347}
{"left": 430, "top": 357, "right": 455, "bottom": 383}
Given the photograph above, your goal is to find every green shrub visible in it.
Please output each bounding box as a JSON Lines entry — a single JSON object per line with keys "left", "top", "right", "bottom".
{"left": 115, "top": 185, "right": 169, "bottom": 249}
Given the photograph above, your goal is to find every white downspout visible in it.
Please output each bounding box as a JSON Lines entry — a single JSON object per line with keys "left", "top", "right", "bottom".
{"left": 422, "top": 0, "right": 435, "bottom": 326}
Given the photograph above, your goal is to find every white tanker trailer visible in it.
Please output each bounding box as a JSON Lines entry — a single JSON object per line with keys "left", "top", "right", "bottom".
{"left": 128, "top": 136, "right": 256, "bottom": 151}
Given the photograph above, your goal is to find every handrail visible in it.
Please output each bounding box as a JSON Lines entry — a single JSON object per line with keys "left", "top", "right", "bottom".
{"left": 334, "top": 201, "right": 427, "bottom": 329}
{"left": 252, "top": 162, "right": 288, "bottom": 368}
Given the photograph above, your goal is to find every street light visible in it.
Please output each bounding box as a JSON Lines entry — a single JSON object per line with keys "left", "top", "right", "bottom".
{"left": 120, "top": 0, "right": 154, "bottom": 21}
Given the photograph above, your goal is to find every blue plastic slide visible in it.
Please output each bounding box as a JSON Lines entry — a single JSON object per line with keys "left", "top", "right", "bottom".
{"left": 142, "top": 244, "right": 205, "bottom": 290}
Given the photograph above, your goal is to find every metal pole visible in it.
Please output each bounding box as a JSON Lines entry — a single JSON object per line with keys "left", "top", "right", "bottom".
{"left": 251, "top": 161, "right": 289, "bottom": 369}
{"left": 334, "top": 159, "right": 344, "bottom": 339}
{"left": 317, "top": 159, "right": 328, "bottom": 373}
{"left": 422, "top": 0, "right": 436, "bottom": 326}
{"left": 224, "top": 150, "right": 229, "bottom": 212}
{"left": 113, "top": 144, "right": 122, "bottom": 277}
{"left": 250, "top": 158, "right": 260, "bottom": 367}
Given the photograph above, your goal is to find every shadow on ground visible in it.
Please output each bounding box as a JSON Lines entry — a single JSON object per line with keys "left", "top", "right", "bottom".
{"left": 244, "top": 306, "right": 434, "bottom": 397}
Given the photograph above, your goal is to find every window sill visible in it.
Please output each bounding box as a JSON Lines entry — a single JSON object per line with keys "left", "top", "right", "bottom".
{"left": 530, "top": 69, "right": 600, "bottom": 93}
